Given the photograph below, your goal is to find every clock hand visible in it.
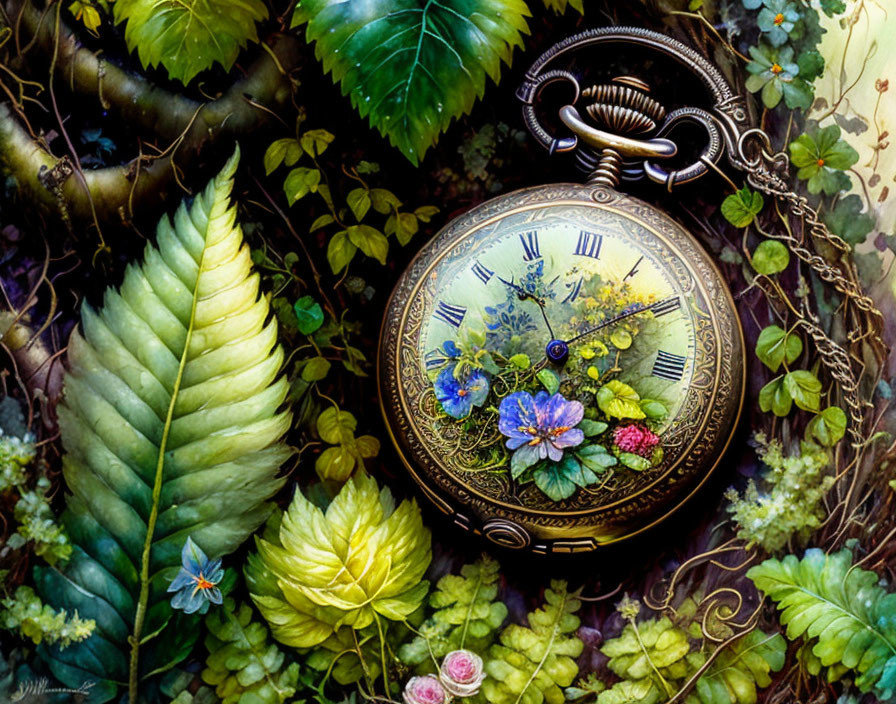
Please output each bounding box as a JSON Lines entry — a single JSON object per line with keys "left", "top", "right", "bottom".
{"left": 564, "top": 296, "right": 679, "bottom": 347}
{"left": 497, "top": 275, "right": 556, "bottom": 340}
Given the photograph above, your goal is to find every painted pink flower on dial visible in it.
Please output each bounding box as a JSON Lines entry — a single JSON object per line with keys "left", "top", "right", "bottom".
{"left": 440, "top": 649, "right": 485, "bottom": 697}
{"left": 613, "top": 424, "right": 660, "bottom": 457}
{"left": 404, "top": 675, "right": 449, "bottom": 704}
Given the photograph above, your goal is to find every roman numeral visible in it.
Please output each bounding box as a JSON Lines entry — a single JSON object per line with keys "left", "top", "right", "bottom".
{"left": 652, "top": 350, "right": 687, "bottom": 381}
{"left": 519, "top": 230, "right": 541, "bottom": 261}
{"left": 562, "top": 276, "right": 584, "bottom": 303}
{"left": 425, "top": 349, "right": 446, "bottom": 371}
{"left": 624, "top": 256, "right": 644, "bottom": 281}
{"left": 574, "top": 230, "right": 603, "bottom": 259}
{"left": 471, "top": 261, "right": 494, "bottom": 284}
{"left": 650, "top": 296, "right": 681, "bottom": 317}
{"left": 433, "top": 301, "right": 467, "bottom": 328}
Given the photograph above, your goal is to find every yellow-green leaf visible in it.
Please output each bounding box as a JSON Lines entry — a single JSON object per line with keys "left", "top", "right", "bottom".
{"left": 597, "top": 380, "right": 645, "bottom": 420}
{"left": 327, "top": 231, "right": 357, "bottom": 273}
{"left": 347, "top": 225, "right": 388, "bottom": 265}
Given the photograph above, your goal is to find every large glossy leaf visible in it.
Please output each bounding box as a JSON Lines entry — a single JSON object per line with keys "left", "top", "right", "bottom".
{"left": 748, "top": 548, "right": 896, "bottom": 698}
{"left": 298, "top": 0, "right": 530, "bottom": 165}
{"left": 114, "top": 0, "right": 268, "bottom": 84}
{"left": 35, "top": 148, "right": 292, "bottom": 702}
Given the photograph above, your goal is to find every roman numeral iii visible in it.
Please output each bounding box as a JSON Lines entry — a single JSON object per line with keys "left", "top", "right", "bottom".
{"left": 519, "top": 231, "right": 541, "bottom": 261}
{"left": 651, "top": 296, "right": 681, "bottom": 317}
{"left": 652, "top": 350, "right": 687, "bottom": 381}
{"left": 471, "top": 261, "right": 494, "bottom": 284}
{"left": 433, "top": 301, "right": 467, "bottom": 328}
{"left": 574, "top": 230, "right": 603, "bottom": 259}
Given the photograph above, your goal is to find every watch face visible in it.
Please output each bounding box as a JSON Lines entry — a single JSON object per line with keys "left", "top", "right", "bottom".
{"left": 379, "top": 184, "right": 744, "bottom": 553}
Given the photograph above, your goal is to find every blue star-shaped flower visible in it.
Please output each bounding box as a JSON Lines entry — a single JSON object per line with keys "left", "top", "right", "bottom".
{"left": 434, "top": 367, "right": 489, "bottom": 419}
{"left": 167, "top": 536, "right": 224, "bottom": 614}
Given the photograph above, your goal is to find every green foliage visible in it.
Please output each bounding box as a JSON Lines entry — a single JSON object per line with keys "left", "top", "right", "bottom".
{"left": 297, "top": 0, "right": 531, "bottom": 165}
{"left": 755, "top": 325, "right": 802, "bottom": 373}
{"left": 726, "top": 436, "right": 833, "bottom": 551}
{"left": 594, "top": 596, "right": 785, "bottom": 704}
{"left": 597, "top": 380, "right": 645, "bottom": 420}
{"left": 264, "top": 124, "right": 439, "bottom": 272}
{"left": 1, "top": 586, "right": 95, "bottom": 648}
{"left": 114, "top": 0, "right": 267, "bottom": 84}
{"left": 400, "top": 554, "right": 507, "bottom": 667}
{"left": 541, "top": 0, "right": 583, "bottom": 13}
{"left": 247, "top": 472, "right": 432, "bottom": 649}
{"left": 203, "top": 597, "right": 300, "bottom": 704}
{"left": 751, "top": 240, "right": 790, "bottom": 275}
{"left": 35, "top": 148, "right": 292, "bottom": 701}
{"left": 789, "top": 125, "right": 858, "bottom": 195}
{"left": 314, "top": 406, "right": 380, "bottom": 481}
{"left": 748, "top": 548, "right": 896, "bottom": 698}
{"left": 745, "top": 44, "right": 812, "bottom": 109}
{"left": 293, "top": 296, "right": 324, "bottom": 335}
{"left": 759, "top": 369, "right": 821, "bottom": 416}
{"left": 806, "top": 406, "right": 847, "bottom": 446}
{"left": 0, "top": 433, "right": 71, "bottom": 565}
{"left": 483, "top": 580, "right": 583, "bottom": 704}
{"left": 721, "top": 187, "right": 764, "bottom": 228}
{"left": 824, "top": 194, "right": 876, "bottom": 246}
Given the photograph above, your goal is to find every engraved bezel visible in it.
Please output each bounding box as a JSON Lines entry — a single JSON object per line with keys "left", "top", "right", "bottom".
{"left": 378, "top": 183, "right": 745, "bottom": 554}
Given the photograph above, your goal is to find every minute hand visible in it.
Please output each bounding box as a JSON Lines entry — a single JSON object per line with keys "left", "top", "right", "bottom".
{"left": 565, "top": 297, "right": 677, "bottom": 346}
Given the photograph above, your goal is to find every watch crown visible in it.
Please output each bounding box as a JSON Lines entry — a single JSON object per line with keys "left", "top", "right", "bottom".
{"left": 580, "top": 75, "right": 666, "bottom": 136}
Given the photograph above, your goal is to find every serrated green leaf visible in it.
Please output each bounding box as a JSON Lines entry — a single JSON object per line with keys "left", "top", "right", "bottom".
{"left": 114, "top": 0, "right": 267, "bottom": 84}
{"left": 748, "top": 548, "right": 896, "bottom": 698}
{"left": 348, "top": 225, "right": 389, "bottom": 265}
{"left": 300, "top": 0, "right": 531, "bottom": 165}
{"left": 247, "top": 474, "right": 432, "bottom": 647}
{"left": 693, "top": 630, "right": 786, "bottom": 704}
{"left": 264, "top": 139, "right": 302, "bottom": 175}
{"left": 752, "top": 241, "right": 790, "bottom": 275}
{"left": 755, "top": 325, "right": 802, "bottom": 372}
{"left": 399, "top": 554, "right": 508, "bottom": 667}
{"left": 783, "top": 370, "right": 821, "bottom": 412}
{"left": 721, "top": 187, "right": 764, "bottom": 228}
{"left": 34, "top": 148, "right": 291, "bottom": 698}
{"left": 484, "top": 581, "right": 583, "bottom": 704}
{"left": 807, "top": 406, "right": 846, "bottom": 446}
{"left": 202, "top": 597, "right": 299, "bottom": 704}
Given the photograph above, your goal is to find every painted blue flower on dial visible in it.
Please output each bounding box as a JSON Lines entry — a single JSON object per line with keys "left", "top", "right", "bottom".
{"left": 167, "top": 536, "right": 224, "bottom": 614}
{"left": 498, "top": 391, "right": 585, "bottom": 475}
{"left": 435, "top": 367, "right": 489, "bottom": 419}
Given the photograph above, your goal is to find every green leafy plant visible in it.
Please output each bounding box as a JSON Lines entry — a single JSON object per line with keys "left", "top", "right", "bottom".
{"left": 34, "top": 148, "right": 293, "bottom": 703}
{"left": 314, "top": 406, "right": 380, "bottom": 482}
{"left": 1, "top": 586, "right": 95, "bottom": 648}
{"left": 296, "top": 0, "right": 531, "bottom": 165}
{"left": 725, "top": 435, "right": 833, "bottom": 551}
{"left": 823, "top": 194, "right": 876, "bottom": 246}
{"left": 399, "top": 554, "right": 508, "bottom": 667}
{"left": 203, "top": 597, "right": 300, "bottom": 704}
{"left": 789, "top": 125, "right": 859, "bottom": 195}
{"left": 751, "top": 240, "right": 790, "bottom": 275}
{"left": 721, "top": 187, "right": 764, "bottom": 228}
{"left": 114, "top": 0, "right": 268, "bottom": 84}
{"left": 483, "top": 580, "right": 583, "bottom": 704}
{"left": 247, "top": 472, "right": 431, "bottom": 649}
{"left": 748, "top": 548, "right": 896, "bottom": 699}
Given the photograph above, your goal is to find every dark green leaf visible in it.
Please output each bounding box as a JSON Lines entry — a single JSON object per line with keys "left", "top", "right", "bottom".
{"left": 797, "top": 50, "right": 825, "bottom": 82}
{"left": 533, "top": 463, "right": 577, "bottom": 501}
{"left": 293, "top": 296, "right": 324, "bottom": 335}
{"left": 825, "top": 194, "right": 876, "bottom": 246}
{"left": 820, "top": 0, "right": 846, "bottom": 16}
{"left": 299, "top": 0, "right": 530, "bottom": 164}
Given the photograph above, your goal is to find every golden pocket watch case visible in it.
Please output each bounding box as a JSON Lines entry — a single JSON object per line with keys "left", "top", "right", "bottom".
{"left": 378, "top": 27, "right": 748, "bottom": 554}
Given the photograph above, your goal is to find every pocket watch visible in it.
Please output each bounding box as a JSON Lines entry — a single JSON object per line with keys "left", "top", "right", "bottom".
{"left": 378, "top": 27, "right": 752, "bottom": 554}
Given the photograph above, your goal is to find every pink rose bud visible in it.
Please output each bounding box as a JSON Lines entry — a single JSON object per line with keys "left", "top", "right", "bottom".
{"left": 439, "top": 650, "right": 485, "bottom": 697}
{"left": 404, "top": 675, "right": 448, "bottom": 704}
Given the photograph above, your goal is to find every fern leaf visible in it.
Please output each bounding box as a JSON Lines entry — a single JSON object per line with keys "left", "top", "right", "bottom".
{"left": 483, "top": 580, "right": 583, "bottom": 704}
{"left": 299, "top": 0, "right": 531, "bottom": 165}
{"left": 748, "top": 548, "right": 896, "bottom": 698}
{"left": 399, "top": 554, "right": 508, "bottom": 667}
{"left": 689, "top": 630, "right": 786, "bottom": 704}
{"left": 114, "top": 0, "right": 268, "bottom": 84}
{"left": 203, "top": 597, "right": 300, "bottom": 704}
{"left": 35, "top": 147, "right": 292, "bottom": 701}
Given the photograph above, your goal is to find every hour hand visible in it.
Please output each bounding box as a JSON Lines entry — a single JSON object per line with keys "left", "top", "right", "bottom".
{"left": 497, "top": 275, "right": 555, "bottom": 339}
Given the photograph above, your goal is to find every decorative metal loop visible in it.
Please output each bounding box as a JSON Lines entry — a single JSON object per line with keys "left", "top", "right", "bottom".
{"left": 517, "top": 69, "right": 581, "bottom": 153}
{"left": 643, "top": 107, "right": 723, "bottom": 189}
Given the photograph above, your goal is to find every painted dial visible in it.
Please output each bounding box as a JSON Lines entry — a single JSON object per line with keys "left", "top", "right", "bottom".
{"left": 379, "top": 186, "right": 744, "bottom": 551}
